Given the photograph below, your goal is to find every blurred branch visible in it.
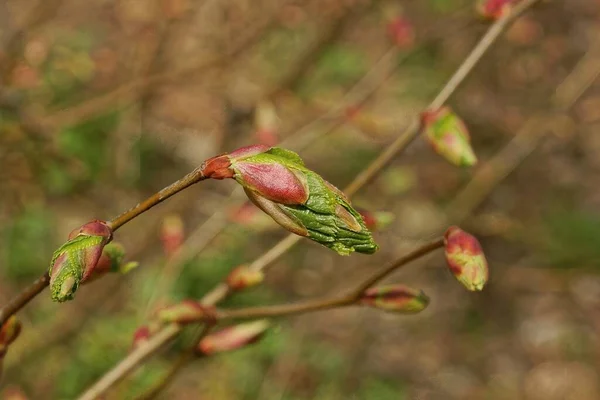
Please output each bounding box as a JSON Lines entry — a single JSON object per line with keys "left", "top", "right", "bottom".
{"left": 40, "top": 5, "right": 281, "bottom": 130}
{"left": 135, "top": 237, "right": 444, "bottom": 400}
{"left": 0, "top": 0, "right": 64, "bottom": 82}
{"left": 77, "top": 2, "right": 542, "bottom": 399}
{"left": 446, "top": 42, "right": 600, "bottom": 224}
{"left": 0, "top": 163, "right": 209, "bottom": 325}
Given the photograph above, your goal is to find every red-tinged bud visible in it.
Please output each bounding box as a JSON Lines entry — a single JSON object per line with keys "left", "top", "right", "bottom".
{"left": 49, "top": 220, "right": 113, "bottom": 302}
{"left": 387, "top": 17, "right": 415, "bottom": 49}
{"left": 476, "top": 0, "right": 514, "bottom": 20}
{"left": 357, "top": 209, "right": 395, "bottom": 232}
{"left": 131, "top": 322, "right": 161, "bottom": 350}
{"left": 160, "top": 214, "right": 185, "bottom": 256}
{"left": 444, "top": 226, "right": 489, "bottom": 291}
{"left": 226, "top": 265, "right": 265, "bottom": 290}
{"left": 197, "top": 320, "right": 270, "bottom": 355}
{"left": 157, "top": 300, "right": 215, "bottom": 324}
{"left": 359, "top": 284, "right": 429, "bottom": 313}
{"left": 0, "top": 316, "right": 21, "bottom": 348}
{"left": 255, "top": 101, "right": 279, "bottom": 146}
{"left": 421, "top": 107, "right": 478, "bottom": 167}
{"left": 235, "top": 162, "right": 309, "bottom": 205}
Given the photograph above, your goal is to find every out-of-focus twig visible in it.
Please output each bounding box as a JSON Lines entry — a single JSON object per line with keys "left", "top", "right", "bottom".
{"left": 40, "top": 6, "right": 281, "bottom": 130}
{"left": 77, "top": 2, "right": 542, "bottom": 399}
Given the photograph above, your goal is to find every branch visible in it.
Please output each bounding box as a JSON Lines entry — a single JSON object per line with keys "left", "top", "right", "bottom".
{"left": 0, "top": 166, "right": 208, "bottom": 326}
{"left": 77, "top": 2, "right": 542, "bottom": 397}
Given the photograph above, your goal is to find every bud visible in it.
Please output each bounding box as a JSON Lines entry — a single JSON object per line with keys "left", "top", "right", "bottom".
{"left": 156, "top": 300, "right": 214, "bottom": 324}
{"left": 226, "top": 265, "right": 265, "bottom": 290}
{"left": 197, "top": 320, "right": 270, "bottom": 355}
{"left": 359, "top": 284, "right": 429, "bottom": 313}
{"left": 48, "top": 220, "right": 113, "bottom": 302}
{"left": 357, "top": 209, "right": 395, "bottom": 232}
{"left": 160, "top": 214, "right": 185, "bottom": 256}
{"left": 131, "top": 322, "right": 161, "bottom": 350}
{"left": 382, "top": 3, "right": 415, "bottom": 49}
{"left": 444, "top": 226, "right": 489, "bottom": 291}
{"left": 421, "top": 107, "right": 477, "bottom": 167}
{"left": 255, "top": 100, "right": 279, "bottom": 146}
{"left": 386, "top": 17, "right": 415, "bottom": 49}
{"left": 0, "top": 316, "right": 21, "bottom": 349}
{"left": 476, "top": 0, "right": 513, "bottom": 20}
{"left": 220, "top": 146, "right": 378, "bottom": 255}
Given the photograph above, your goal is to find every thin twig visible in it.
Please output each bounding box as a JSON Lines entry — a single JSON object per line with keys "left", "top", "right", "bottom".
{"left": 77, "top": 3, "right": 542, "bottom": 397}
{"left": 0, "top": 165, "right": 208, "bottom": 326}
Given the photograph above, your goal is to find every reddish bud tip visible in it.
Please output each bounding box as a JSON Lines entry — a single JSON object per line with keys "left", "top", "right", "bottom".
{"left": 359, "top": 284, "right": 429, "bottom": 313}
{"left": 160, "top": 214, "right": 185, "bottom": 256}
{"left": 131, "top": 322, "right": 161, "bottom": 350}
{"left": 357, "top": 209, "right": 395, "bottom": 232}
{"left": 197, "top": 320, "right": 270, "bottom": 355}
{"left": 444, "top": 226, "right": 489, "bottom": 291}
{"left": 476, "top": 0, "right": 513, "bottom": 20}
{"left": 67, "top": 219, "right": 112, "bottom": 241}
{"left": 201, "top": 154, "right": 234, "bottom": 179}
{"left": 157, "top": 300, "right": 214, "bottom": 324}
{"left": 386, "top": 17, "right": 416, "bottom": 49}
{"left": 226, "top": 265, "right": 265, "bottom": 290}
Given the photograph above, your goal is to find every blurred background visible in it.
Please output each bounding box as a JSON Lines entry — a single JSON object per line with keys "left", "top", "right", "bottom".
{"left": 1, "top": 0, "right": 600, "bottom": 399}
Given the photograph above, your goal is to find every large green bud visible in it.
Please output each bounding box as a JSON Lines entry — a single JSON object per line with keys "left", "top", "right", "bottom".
{"left": 202, "top": 145, "right": 379, "bottom": 255}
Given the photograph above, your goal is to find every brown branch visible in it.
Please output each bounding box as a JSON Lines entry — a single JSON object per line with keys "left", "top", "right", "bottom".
{"left": 75, "top": 2, "right": 542, "bottom": 398}
{"left": 0, "top": 165, "right": 208, "bottom": 326}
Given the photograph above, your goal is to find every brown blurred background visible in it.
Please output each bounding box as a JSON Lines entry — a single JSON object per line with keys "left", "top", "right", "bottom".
{"left": 1, "top": 0, "right": 600, "bottom": 399}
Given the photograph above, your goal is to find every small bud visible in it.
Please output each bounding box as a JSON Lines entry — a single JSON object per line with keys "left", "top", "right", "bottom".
{"left": 359, "top": 284, "right": 430, "bottom": 313}
{"left": 0, "top": 316, "right": 22, "bottom": 348}
{"left": 357, "top": 209, "right": 395, "bottom": 232}
{"left": 444, "top": 226, "right": 489, "bottom": 291}
{"left": 227, "top": 146, "right": 379, "bottom": 255}
{"left": 160, "top": 214, "right": 185, "bottom": 256}
{"left": 386, "top": 17, "right": 415, "bottom": 49}
{"left": 131, "top": 322, "right": 161, "bottom": 350}
{"left": 382, "top": 3, "right": 415, "bottom": 49}
{"left": 226, "top": 265, "right": 265, "bottom": 290}
{"left": 157, "top": 300, "right": 214, "bottom": 324}
{"left": 197, "top": 320, "right": 270, "bottom": 355}
{"left": 255, "top": 100, "right": 279, "bottom": 146}
{"left": 48, "top": 220, "right": 113, "bottom": 302}
{"left": 476, "top": 0, "right": 513, "bottom": 20}
{"left": 421, "top": 107, "right": 478, "bottom": 167}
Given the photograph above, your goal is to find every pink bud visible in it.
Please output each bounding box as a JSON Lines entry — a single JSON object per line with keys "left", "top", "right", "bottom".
{"left": 255, "top": 101, "right": 279, "bottom": 146}
{"left": 197, "top": 320, "right": 270, "bottom": 355}
{"left": 359, "top": 284, "right": 429, "bottom": 313}
{"left": 160, "top": 214, "right": 185, "bottom": 256}
{"left": 421, "top": 107, "right": 477, "bottom": 167}
{"left": 234, "top": 162, "right": 309, "bottom": 205}
{"left": 131, "top": 322, "right": 161, "bottom": 350}
{"left": 476, "top": 0, "right": 513, "bottom": 20}
{"left": 157, "top": 300, "right": 214, "bottom": 324}
{"left": 386, "top": 16, "right": 415, "bottom": 49}
{"left": 228, "top": 144, "right": 271, "bottom": 160}
{"left": 357, "top": 209, "right": 395, "bottom": 232}
{"left": 444, "top": 226, "right": 489, "bottom": 291}
{"left": 226, "top": 265, "right": 265, "bottom": 290}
